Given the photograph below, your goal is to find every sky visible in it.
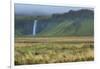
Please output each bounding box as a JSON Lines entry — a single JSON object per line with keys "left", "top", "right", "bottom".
{"left": 15, "top": 3, "right": 93, "bottom": 16}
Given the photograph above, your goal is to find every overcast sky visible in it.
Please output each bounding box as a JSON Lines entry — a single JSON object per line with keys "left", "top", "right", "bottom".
{"left": 15, "top": 3, "right": 93, "bottom": 16}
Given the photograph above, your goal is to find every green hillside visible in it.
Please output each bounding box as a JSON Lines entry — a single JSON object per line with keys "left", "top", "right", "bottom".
{"left": 36, "top": 18, "right": 93, "bottom": 36}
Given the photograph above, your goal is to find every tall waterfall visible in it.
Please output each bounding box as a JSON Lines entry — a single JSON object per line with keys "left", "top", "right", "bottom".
{"left": 33, "top": 20, "right": 37, "bottom": 36}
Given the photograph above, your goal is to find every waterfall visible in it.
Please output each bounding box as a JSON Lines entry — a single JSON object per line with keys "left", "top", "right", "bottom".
{"left": 33, "top": 20, "right": 37, "bottom": 36}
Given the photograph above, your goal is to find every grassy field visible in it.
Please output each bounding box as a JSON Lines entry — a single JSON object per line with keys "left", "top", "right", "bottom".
{"left": 15, "top": 36, "right": 94, "bottom": 65}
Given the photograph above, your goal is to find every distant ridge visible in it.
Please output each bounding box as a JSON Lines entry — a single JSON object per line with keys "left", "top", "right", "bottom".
{"left": 15, "top": 8, "right": 94, "bottom": 36}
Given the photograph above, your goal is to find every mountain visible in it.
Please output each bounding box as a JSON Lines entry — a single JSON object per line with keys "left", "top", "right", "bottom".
{"left": 15, "top": 9, "right": 94, "bottom": 36}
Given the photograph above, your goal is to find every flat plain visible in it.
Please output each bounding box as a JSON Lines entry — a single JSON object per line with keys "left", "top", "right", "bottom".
{"left": 15, "top": 36, "right": 94, "bottom": 65}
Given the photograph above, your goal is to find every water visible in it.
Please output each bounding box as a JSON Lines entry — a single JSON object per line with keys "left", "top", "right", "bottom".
{"left": 33, "top": 20, "right": 37, "bottom": 36}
